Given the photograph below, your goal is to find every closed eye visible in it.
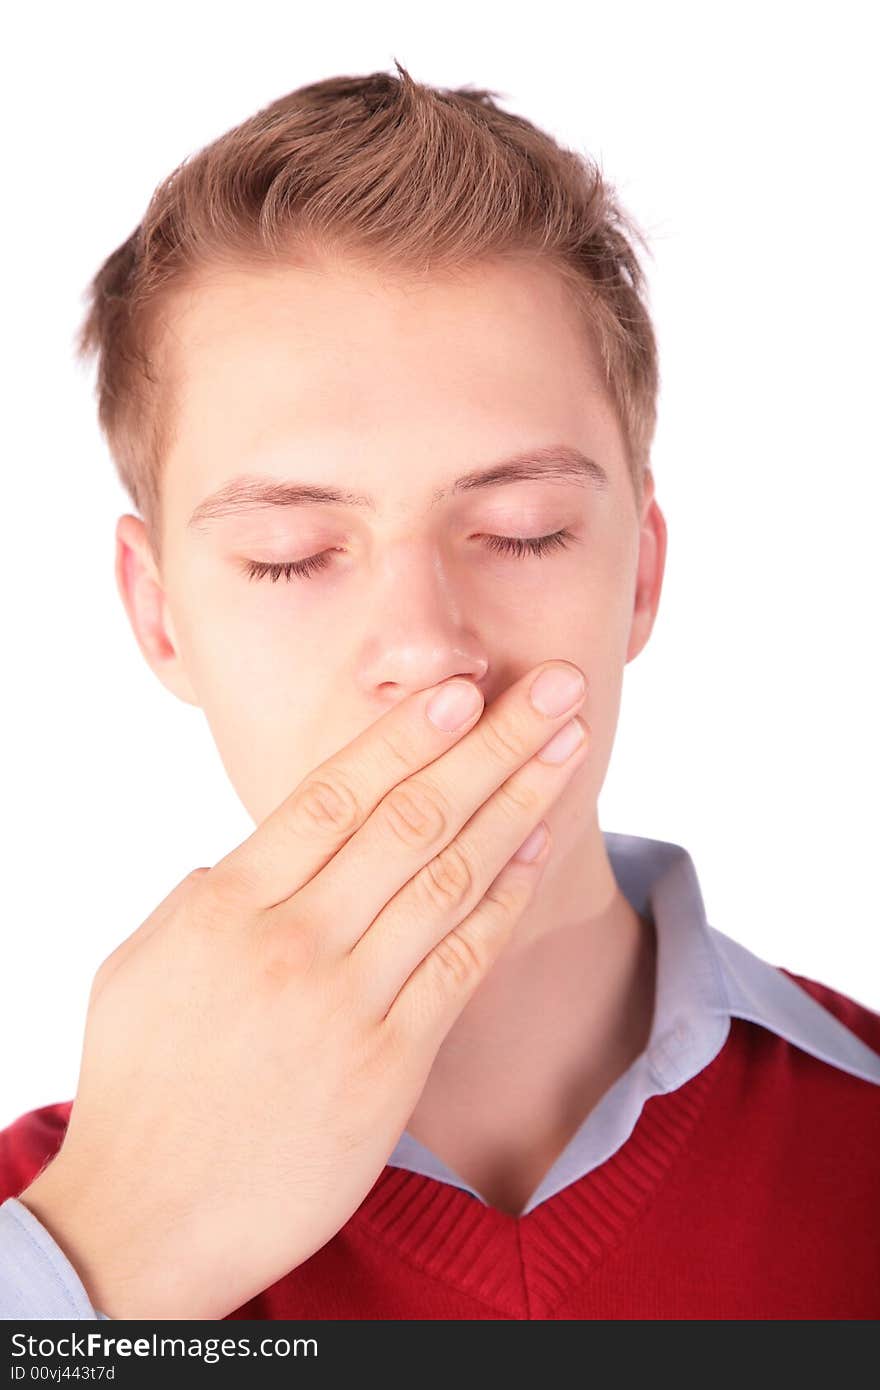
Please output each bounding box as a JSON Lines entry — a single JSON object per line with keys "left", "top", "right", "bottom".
{"left": 241, "top": 529, "right": 577, "bottom": 583}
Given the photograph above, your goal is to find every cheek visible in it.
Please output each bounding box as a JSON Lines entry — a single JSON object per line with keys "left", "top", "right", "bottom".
{"left": 164, "top": 593, "right": 320, "bottom": 794}
{"left": 198, "top": 674, "right": 341, "bottom": 827}
{"left": 171, "top": 561, "right": 308, "bottom": 686}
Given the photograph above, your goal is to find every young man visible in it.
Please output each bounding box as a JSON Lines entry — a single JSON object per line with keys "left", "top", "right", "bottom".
{"left": 1, "top": 62, "right": 878, "bottom": 1322}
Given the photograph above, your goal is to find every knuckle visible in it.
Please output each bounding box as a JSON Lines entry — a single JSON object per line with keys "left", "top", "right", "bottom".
{"left": 494, "top": 775, "right": 541, "bottom": 822}
{"left": 379, "top": 777, "right": 452, "bottom": 849}
{"left": 371, "top": 725, "right": 418, "bottom": 779}
{"left": 256, "top": 914, "right": 323, "bottom": 991}
{"left": 482, "top": 874, "right": 528, "bottom": 920}
{"left": 477, "top": 712, "right": 530, "bottom": 767}
{"left": 294, "top": 773, "right": 362, "bottom": 837}
{"left": 416, "top": 839, "right": 476, "bottom": 913}
{"left": 433, "top": 926, "right": 488, "bottom": 990}
{"left": 179, "top": 866, "right": 213, "bottom": 905}
{"left": 89, "top": 952, "right": 115, "bottom": 997}
{"left": 187, "top": 861, "right": 254, "bottom": 925}
{"left": 155, "top": 866, "right": 209, "bottom": 919}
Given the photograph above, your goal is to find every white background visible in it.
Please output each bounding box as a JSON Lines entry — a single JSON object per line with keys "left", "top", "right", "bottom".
{"left": 2, "top": 0, "right": 877, "bottom": 1131}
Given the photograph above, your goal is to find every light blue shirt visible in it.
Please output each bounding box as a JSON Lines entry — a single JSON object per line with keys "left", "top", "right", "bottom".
{"left": 2, "top": 830, "right": 878, "bottom": 1320}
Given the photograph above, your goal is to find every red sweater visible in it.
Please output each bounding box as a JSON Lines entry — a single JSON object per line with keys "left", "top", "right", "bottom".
{"left": 2, "top": 971, "right": 879, "bottom": 1320}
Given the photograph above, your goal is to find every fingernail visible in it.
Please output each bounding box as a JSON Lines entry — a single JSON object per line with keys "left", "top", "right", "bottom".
{"left": 536, "top": 716, "right": 586, "bottom": 764}
{"left": 426, "top": 680, "right": 483, "bottom": 731}
{"left": 514, "top": 822, "right": 549, "bottom": 862}
{"left": 529, "top": 664, "right": 586, "bottom": 717}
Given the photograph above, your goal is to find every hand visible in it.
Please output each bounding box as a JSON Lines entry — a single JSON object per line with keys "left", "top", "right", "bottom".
{"left": 18, "top": 660, "right": 589, "bottom": 1319}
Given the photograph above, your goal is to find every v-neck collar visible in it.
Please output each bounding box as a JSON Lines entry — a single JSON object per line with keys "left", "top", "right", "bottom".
{"left": 348, "top": 1043, "right": 725, "bottom": 1317}
{"left": 383, "top": 830, "right": 880, "bottom": 1220}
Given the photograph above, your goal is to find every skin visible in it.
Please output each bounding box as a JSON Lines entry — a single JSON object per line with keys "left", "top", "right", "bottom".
{"left": 115, "top": 254, "right": 667, "bottom": 1216}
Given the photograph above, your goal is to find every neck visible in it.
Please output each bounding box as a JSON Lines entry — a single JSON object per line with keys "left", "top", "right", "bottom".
{"left": 404, "top": 815, "right": 657, "bottom": 1213}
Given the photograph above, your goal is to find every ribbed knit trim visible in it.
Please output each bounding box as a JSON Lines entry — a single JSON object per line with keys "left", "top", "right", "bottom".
{"left": 349, "top": 1030, "right": 728, "bottom": 1317}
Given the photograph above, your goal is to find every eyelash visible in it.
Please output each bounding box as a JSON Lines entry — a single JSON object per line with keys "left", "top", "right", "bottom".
{"left": 241, "top": 529, "right": 576, "bottom": 583}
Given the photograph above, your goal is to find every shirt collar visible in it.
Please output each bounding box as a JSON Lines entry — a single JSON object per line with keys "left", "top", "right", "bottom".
{"left": 605, "top": 830, "right": 880, "bottom": 1089}
{"left": 387, "top": 830, "right": 880, "bottom": 1208}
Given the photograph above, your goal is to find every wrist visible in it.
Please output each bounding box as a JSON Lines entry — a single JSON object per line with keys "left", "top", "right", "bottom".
{"left": 17, "top": 1159, "right": 211, "bottom": 1320}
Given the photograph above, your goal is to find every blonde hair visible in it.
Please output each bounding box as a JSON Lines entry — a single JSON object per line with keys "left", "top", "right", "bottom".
{"left": 76, "top": 59, "right": 660, "bottom": 568}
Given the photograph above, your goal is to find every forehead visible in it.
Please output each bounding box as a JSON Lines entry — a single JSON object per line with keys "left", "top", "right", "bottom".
{"left": 158, "top": 257, "right": 625, "bottom": 516}
{"left": 163, "top": 256, "right": 611, "bottom": 405}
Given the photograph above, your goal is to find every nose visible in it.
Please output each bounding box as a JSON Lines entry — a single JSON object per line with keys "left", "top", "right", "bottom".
{"left": 357, "top": 539, "right": 491, "bottom": 703}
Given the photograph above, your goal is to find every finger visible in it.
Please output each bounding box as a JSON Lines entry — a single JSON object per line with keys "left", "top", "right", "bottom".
{"left": 210, "top": 677, "right": 487, "bottom": 911}
{"left": 291, "top": 661, "right": 587, "bottom": 953}
{"left": 350, "top": 712, "right": 587, "bottom": 1017}
{"left": 382, "top": 819, "right": 553, "bottom": 1053}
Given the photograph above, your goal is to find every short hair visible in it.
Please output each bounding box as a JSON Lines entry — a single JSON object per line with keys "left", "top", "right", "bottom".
{"left": 76, "top": 59, "right": 660, "bottom": 568}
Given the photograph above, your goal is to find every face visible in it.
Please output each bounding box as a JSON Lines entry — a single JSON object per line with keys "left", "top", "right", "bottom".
{"left": 117, "top": 255, "right": 666, "bottom": 881}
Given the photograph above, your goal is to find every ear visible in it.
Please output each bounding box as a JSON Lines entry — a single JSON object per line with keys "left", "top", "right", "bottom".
{"left": 626, "top": 468, "right": 668, "bottom": 664}
{"left": 114, "top": 514, "right": 201, "bottom": 707}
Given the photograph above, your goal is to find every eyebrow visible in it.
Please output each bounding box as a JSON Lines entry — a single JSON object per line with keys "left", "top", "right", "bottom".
{"left": 185, "top": 444, "right": 610, "bottom": 532}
